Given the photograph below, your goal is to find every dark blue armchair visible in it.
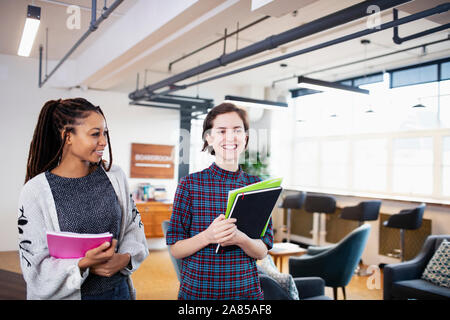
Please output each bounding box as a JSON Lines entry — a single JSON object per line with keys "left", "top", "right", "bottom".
{"left": 384, "top": 235, "right": 450, "bottom": 300}
{"left": 288, "top": 224, "right": 371, "bottom": 299}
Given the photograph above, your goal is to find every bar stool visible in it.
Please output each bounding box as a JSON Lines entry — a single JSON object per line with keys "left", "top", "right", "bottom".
{"left": 383, "top": 203, "right": 425, "bottom": 262}
{"left": 340, "top": 200, "right": 381, "bottom": 275}
{"left": 304, "top": 194, "right": 336, "bottom": 246}
{"left": 279, "top": 191, "right": 306, "bottom": 242}
{"left": 340, "top": 200, "right": 382, "bottom": 227}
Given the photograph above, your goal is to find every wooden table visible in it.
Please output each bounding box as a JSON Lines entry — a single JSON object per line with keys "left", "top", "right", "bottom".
{"left": 268, "top": 243, "right": 307, "bottom": 273}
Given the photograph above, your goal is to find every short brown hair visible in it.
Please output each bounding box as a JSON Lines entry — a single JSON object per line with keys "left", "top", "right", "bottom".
{"left": 202, "top": 103, "right": 249, "bottom": 155}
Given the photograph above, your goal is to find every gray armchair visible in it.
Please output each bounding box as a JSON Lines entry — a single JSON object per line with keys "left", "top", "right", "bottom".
{"left": 259, "top": 274, "right": 331, "bottom": 300}
{"left": 383, "top": 235, "right": 450, "bottom": 300}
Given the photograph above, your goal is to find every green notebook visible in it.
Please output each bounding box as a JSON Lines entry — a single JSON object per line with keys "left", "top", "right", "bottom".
{"left": 224, "top": 177, "right": 283, "bottom": 237}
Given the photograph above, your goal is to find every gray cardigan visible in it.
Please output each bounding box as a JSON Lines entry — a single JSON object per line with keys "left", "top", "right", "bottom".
{"left": 17, "top": 164, "right": 149, "bottom": 300}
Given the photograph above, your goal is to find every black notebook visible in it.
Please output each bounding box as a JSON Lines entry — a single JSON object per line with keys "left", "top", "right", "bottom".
{"left": 215, "top": 187, "right": 282, "bottom": 253}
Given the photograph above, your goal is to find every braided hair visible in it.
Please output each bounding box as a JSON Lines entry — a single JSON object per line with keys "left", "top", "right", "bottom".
{"left": 25, "top": 98, "right": 113, "bottom": 183}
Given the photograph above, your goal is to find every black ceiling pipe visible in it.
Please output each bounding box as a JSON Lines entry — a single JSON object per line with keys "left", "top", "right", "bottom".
{"left": 168, "top": 15, "right": 271, "bottom": 72}
{"left": 129, "top": 0, "right": 411, "bottom": 101}
{"left": 393, "top": 8, "right": 450, "bottom": 44}
{"left": 39, "top": 0, "right": 124, "bottom": 88}
{"left": 154, "top": 2, "right": 449, "bottom": 97}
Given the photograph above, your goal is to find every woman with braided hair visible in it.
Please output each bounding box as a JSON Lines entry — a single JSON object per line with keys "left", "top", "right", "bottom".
{"left": 18, "top": 98, "right": 149, "bottom": 300}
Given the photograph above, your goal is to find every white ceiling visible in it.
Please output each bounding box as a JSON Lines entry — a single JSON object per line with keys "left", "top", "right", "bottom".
{"left": 0, "top": 0, "right": 138, "bottom": 59}
{"left": 1, "top": 0, "right": 449, "bottom": 95}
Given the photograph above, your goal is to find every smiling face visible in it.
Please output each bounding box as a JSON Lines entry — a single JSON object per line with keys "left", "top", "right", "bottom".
{"left": 63, "top": 111, "right": 108, "bottom": 164}
{"left": 205, "top": 111, "right": 248, "bottom": 163}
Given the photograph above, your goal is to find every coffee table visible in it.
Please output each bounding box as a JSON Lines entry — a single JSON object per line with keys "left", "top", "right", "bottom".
{"left": 268, "top": 243, "right": 307, "bottom": 273}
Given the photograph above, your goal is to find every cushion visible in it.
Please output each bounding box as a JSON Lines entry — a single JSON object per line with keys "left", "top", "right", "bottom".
{"left": 392, "top": 279, "right": 450, "bottom": 300}
{"left": 257, "top": 255, "right": 299, "bottom": 300}
{"left": 421, "top": 239, "right": 450, "bottom": 288}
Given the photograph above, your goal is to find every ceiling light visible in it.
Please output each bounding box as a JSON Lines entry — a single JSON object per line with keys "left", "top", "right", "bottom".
{"left": 18, "top": 5, "right": 41, "bottom": 57}
{"left": 224, "top": 95, "right": 288, "bottom": 110}
{"left": 251, "top": 0, "right": 274, "bottom": 11}
{"left": 297, "top": 76, "right": 370, "bottom": 95}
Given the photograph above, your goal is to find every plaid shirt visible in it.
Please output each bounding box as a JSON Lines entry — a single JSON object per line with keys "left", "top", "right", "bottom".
{"left": 166, "top": 162, "right": 273, "bottom": 300}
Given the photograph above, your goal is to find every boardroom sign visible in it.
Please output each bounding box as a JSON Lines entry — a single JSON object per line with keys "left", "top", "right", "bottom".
{"left": 130, "top": 143, "right": 175, "bottom": 179}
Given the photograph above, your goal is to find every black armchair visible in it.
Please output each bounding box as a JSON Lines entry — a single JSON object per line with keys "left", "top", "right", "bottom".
{"left": 384, "top": 235, "right": 450, "bottom": 300}
{"left": 259, "top": 274, "right": 331, "bottom": 300}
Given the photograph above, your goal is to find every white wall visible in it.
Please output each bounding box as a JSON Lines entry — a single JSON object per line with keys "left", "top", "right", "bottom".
{"left": 0, "top": 53, "right": 274, "bottom": 252}
{"left": 0, "top": 53, "right": 179, "bottom": 251}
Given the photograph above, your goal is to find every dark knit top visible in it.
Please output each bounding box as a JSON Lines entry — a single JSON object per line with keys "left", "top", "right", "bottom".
{"left": 45, "top": 165, "right": 125, "bottom": 296}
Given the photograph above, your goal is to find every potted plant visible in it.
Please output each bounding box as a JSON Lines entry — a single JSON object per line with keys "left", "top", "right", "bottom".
{"left": 240, "top": 149, "right": 271, "bottom": 180}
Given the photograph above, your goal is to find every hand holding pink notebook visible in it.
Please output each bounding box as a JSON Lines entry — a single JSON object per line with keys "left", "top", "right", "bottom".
{"left": 46, "top": 231, "right": 113, "bottom": 259}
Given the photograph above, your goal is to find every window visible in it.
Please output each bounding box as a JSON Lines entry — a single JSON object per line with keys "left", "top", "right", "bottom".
{"left": 289, "top": 58, "right": 450, "bottom": 202}
{"left": 391, "top": 64, "right": 438, "bottom": 88}
{"left": 439, "top": 80, "right": 450, "bottom": 128}
{"left": 189, "top": 117, "right": 213, "bottom": 173}
{"left": 392, "top": 137, "right": 433, "bottom": 195}
{"left": 293, "top": 141, "right": 319, "bottom": 187}
{"left": 353, "top": 139, "right": 388, "bottom": 192}
{"left": 320, "top": 140, "right": 349, "bottom": 189}
{"left": 388, "top": 81, "right": 439, "bottom": 131}
{"left": 442, "top": 136, "right": 450, "bottom": 197}
{"left": 441, "top": 61, "right": 450, "bottom": 81}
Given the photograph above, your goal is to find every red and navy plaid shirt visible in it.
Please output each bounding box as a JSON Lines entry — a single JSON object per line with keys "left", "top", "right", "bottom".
{"left": 166, "top": 162, "right": 273, "bottom": 300}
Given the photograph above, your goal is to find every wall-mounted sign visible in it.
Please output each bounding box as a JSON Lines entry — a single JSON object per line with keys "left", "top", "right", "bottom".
{"left": 130, "top": 143, "right": 175, "bottom": 179}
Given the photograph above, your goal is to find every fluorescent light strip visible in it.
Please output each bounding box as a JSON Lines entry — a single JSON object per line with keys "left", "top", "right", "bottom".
{"left": 224, "top": 95, "right": 288, "bottom": 110}
{"left": 298, "top": 76, "right": 370, "bottom": 95}
{"left": 251, "top": 0, "right": 273, "bottom": 11}
{"left": 18, "top": 18, "right": 40, "bottom": 57}
{"left": 18, "top": 6, "right": 41, "bottom": 57}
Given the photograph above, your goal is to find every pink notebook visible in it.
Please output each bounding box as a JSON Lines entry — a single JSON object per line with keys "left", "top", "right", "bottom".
{"left": 46, "top": 231, "right": 113, "bottom": 259}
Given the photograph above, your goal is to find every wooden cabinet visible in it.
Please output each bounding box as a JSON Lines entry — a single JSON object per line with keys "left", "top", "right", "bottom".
{"left": 136, "top": 201, "right": 173, "bottom": 238}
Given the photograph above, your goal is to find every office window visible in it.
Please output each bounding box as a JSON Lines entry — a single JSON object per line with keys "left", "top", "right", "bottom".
{"left": 392, "top": 137, "right": 433, "bottom": 195}
{"left": 294, "top": 93, "right": 323, "bottom": 138}
{"left": 353, "top": 139, "right": 388, "bottom": 192}
{"left": 352, "top": 80, "right": 390, "bottom": 133}
{"left": 291, "top": 59, "right": 450, "bottom": 202}
{"left": 295, "top": 90, "right": 355, "bottom": 137}
{"left": 293, "top": 141, "right": 319, "bottom": 187}
{"left": 388, "top": 81, "right": 439, "bottom": 131}
{"left": 321, "top": 91, "right": 354, "bottom": 137}
{"left": 189, "top": 117, "right": 213, "bottom": 173}
{"left": 320, "top": 140, "right": 349, "bottom": 189}
{"left": 439, "top": 80, "right": 450, "bottom": 128}
{"left": 443, "top": 136, "right": 450, "bottom": 197}
{"left": 441, "top": 61, "right": 450, "bottom": 81}
{"left": 391, "top": 64, "right": 438, "bottom": 88}
{"left": 353, "top": 72, "right": 384, "bottom": 87}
